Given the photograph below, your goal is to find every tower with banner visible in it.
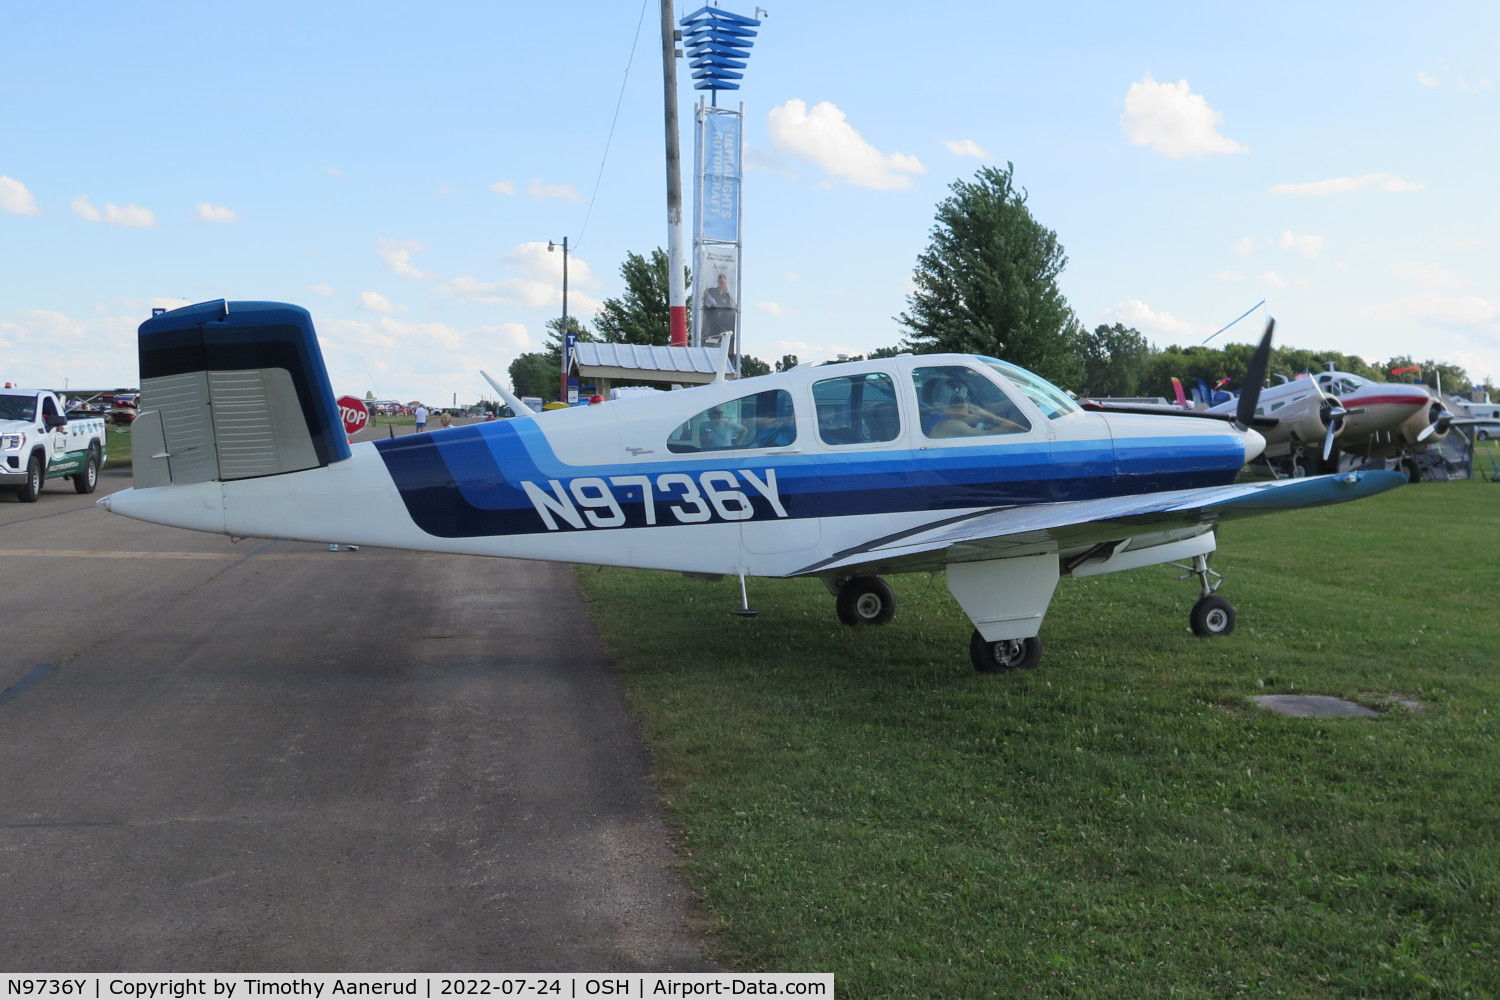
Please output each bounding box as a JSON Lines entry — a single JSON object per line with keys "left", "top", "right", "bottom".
{"left": 680, "top": 5, "right": 760, "bottom": 374}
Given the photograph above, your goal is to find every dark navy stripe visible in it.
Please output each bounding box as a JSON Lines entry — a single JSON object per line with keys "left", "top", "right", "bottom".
{"left": 374, "top": 420, "right": 1243, "bottom": 539}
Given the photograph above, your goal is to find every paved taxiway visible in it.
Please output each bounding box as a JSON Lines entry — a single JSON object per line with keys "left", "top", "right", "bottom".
{"left": 0, "top": 450, "right": 712, "bottom": 971}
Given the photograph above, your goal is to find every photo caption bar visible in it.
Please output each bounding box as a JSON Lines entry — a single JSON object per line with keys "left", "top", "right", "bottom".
{"left": 2, "top": 975, "right": 833, "bottom": 999}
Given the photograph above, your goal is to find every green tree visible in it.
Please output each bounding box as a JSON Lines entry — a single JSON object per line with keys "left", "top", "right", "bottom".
{"left": 1080, "top": 323, "right": 1152, "bottom": 397}
{"left": 740, "top": 354, "right": 771, "bottom": 378}
{"left": 775, "top": 354, "right": 800, "bottom": 372}
{"left": 897, "top": 162, "right": 1083, "bottom": 388}
{"left": 508, "top": 352, "right": 557, "bottom": 399}
{"left": 593, "top": 249, "right": 691, "bottom": 345}
{"left": 543, "top": 314, "right": 595, "bottom": 368}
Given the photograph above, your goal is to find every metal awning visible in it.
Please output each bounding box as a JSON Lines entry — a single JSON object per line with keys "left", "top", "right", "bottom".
{"left": 570, "top": 343, "right": 730, "bottom": 387}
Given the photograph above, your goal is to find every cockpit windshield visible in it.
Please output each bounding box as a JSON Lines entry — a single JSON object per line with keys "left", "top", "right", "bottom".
{"left": 980, "top": 358, "right": 1079, "bottom": 419}
{"left": 1317, "top": 373, "right": 1367, "bottom": 397}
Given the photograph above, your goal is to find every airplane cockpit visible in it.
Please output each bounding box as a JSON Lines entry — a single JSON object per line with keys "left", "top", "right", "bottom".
{"left": 1317, "top": 372, "right": 1368, "bottom": 396}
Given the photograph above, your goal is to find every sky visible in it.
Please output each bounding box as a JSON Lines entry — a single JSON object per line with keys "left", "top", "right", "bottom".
{"left": 3, "top": 1, "right": 1498, "bottom": 404}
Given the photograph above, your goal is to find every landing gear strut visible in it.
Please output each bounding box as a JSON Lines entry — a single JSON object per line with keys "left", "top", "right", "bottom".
{"left": 1176, "top": 553, "right": 1236, "bottom": 637}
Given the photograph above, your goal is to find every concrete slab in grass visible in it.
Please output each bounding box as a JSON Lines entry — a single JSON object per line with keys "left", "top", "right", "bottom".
{"left": 1254, "top": 694, "right": 1381, "bottom": 718}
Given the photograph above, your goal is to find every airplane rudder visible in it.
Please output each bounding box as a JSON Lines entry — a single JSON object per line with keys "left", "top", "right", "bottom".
{"left": 136, "top": 299, "right": 351, "bottom": 485}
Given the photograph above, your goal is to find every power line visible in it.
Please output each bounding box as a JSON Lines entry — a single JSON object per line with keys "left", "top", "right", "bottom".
{"left": 573, "top": 0, "right": 651, "bottom": 251}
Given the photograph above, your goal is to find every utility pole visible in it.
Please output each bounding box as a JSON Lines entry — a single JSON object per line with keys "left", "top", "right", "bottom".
{"left": 661, "top": 0, "right": 688, "bottom": 347}
{"left": 549, "top": 237, "right": 570, "bottom": 403}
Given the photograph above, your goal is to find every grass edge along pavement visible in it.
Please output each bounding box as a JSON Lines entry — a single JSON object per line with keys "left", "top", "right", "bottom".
{"left": 578, "top": 483, "right": 1499, "bottom": 999}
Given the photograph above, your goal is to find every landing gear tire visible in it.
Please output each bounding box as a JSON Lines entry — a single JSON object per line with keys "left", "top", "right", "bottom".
{"left": 1190, "top": 595, "right": 1236, "bottom": 637}
{"left": 73, "top": 447, "right": 99, "bottom": 494}
{"left": 969, "top": 631, "right": 1042, "bottom": 673}
{"left": 17, "top": 454, "right": 43, "bottom": 503}
{"left": 836, "top": 576, "right": 896, "bottom": 626}
{"left": 1402, "top": 459, "right": 1422, "bottom": 484}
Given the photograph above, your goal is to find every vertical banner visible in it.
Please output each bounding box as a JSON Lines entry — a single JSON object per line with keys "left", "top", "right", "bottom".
{"left": 700, "top": 110, "right": 741, "bottom": 242}
{"left": 692, "top": 102, "right": 744, "bottom": 373}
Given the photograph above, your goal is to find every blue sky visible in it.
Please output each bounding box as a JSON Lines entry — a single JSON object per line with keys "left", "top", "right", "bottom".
{"left": 3, "top": 1, "right": 1498, "bottom": 403}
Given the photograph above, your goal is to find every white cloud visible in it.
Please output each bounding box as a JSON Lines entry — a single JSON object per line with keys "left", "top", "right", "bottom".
{"left": 1120, "top": 74, "right": 1247, "bottom": 159}
{"left": 757, "top": 300, "right": 797, "bottom": 318}
{"left": 527, "top": 178, "right": 582, "bottom": 202}
{"left": 1257, "top": 271, "right": 1288, "bottom": 288}
{"left": 1102, "top": 300, "right": 1212, "bottom": 338}
{"left": 1362, "top": 293, "right": 1500, "bottom": 329}
{"left": 1457, "top": 77, "right": 1492, "bottom": 93}
{"left": 766, "top": 99, "right": 927, "bottom": 190}
{"left": 71, "top": 195, "right": 155, "bottom": 227}
{"left": 1393, "top": 261, "right": 1470, "bottom": 289}
{"left": 196, "top": 202, "right": 238, "bottom": 223}
{"left": 490, "top": 180, "right": 516, "bottom": 196}
{"left": 1418, "top": 70, "right": 1439, "bottom": 88}
{"left": 476, "top": 322, "right": 534, "bottom": 353}
{"left": 1268, "top": 173, "right": 1424, "bottom": 197}
{"left": 377, "top": 237, "right": 433, "bottom": 280}
{"left": 1235, "top": 237, "right": 1255, "bottom": 255}
{"left": 0, "top": 176, "right": 41, "bottom": 215}
{"left": 943, "top": 138, "right": 990, "bottom": 159}
{"left": 324, "top": 166, "right": 346, "bottom": 178}
{"left": 435, "top": 243, "right": 602, "bottom": 316}
{"left": 309, "top": 282, "right": 334, "bottom": 296}
{"left": 360, "top": 291, "right": 406, "bottom": 314}
{"left": 1279, "top": 230, "right": 1325, "bottom": 259}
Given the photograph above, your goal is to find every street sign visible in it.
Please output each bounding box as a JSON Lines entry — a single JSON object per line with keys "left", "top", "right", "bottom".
{"left": 337, "top": 395, "right": 370, "bottom": 436}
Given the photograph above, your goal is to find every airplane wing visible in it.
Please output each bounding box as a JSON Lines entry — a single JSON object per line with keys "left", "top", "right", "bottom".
{"left": 1082, "top": 400, "right": 1280, "bottom": 429}
{"left": 793, "top": 469, "right": 1406, "bottom": 577}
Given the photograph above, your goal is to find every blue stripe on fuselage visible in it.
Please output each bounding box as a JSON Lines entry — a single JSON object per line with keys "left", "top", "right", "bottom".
{"left": 373, "top": 420, "right": 1243, "bottom": 538}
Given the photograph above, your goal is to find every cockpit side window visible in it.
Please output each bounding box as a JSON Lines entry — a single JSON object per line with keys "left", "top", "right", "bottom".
{"left": 666, "top": 389, "right": 796, "bottom": 453}
{"left": 914, "top": 365, "right": 1031, "bottom": 439}
{"left": 812, "top": 372, "right": 900, "bottom": 446}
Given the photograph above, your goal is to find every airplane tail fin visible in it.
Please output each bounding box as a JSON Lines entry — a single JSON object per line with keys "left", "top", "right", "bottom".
{"left": 132, "top": 300, "right": 351, "bottom": 489}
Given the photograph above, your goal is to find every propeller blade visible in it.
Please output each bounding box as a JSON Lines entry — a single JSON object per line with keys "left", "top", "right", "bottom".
{"left": 1418, "top": 421, "right": 1438, "bottom": 443}
{"left": 1235, "top": 319, "right": 1275, "bottom": 430}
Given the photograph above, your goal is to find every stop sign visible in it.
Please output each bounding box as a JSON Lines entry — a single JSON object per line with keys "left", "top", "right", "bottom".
{"left": 337, "top": 396, "right": 370, "bottom": 436}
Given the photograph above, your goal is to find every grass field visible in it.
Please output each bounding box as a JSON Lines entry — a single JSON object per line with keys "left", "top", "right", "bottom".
{"left": 579, "top": 482, "right": 1500, "bottom": 999}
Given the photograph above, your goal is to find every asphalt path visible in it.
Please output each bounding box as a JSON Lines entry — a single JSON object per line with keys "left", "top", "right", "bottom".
{"left": 0, "top": 449, "right": 712, "bottom": 972}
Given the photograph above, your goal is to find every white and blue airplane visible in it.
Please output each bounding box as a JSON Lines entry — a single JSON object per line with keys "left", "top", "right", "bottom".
{"left": 99, "top": 300, "right": 1405, "bottom": 673}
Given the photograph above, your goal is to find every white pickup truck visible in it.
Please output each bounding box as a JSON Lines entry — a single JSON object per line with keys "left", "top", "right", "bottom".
{"left": 1, "top": 387, "right": 108, "bottom": 501}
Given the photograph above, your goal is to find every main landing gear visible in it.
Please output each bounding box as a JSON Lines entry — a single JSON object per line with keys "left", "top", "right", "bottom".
{"left": 1176, "top": 553, "right": 1236, "bottom": 637}
{"left": 968, "top": 632, "right": 1042, "bottom": 673}
{"left": 834, "top": 576, "right": 897, "bottom": 626}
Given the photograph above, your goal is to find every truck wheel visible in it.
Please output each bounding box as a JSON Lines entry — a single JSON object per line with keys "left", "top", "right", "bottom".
{"left": 18, "top": 454, "right": 43, "bottom": 502}
{"left": 74, "top": 447, "right": 100, "bottom": 494}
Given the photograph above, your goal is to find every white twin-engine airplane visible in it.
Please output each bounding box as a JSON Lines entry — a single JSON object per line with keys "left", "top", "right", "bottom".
{"left": 100, "top": 300, "right": 1405, "bottom": 673}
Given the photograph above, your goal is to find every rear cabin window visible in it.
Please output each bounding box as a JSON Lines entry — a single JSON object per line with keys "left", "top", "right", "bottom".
{"left": 666, "top": 389, "right": 796, "bottom": 453}
{"left": 914, "top": 365, "right": 1031, "bottom": 439}
{"left": 812, "top": 372, "right": 900, "bottom": 445}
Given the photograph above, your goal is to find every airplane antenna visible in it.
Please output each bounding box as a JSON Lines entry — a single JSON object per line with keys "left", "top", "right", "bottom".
{"left": 481, "top": 370, "right": 538, "bottom": 419}
{"left": 1202, "top": 299, "right": 1267, "bottom": 346}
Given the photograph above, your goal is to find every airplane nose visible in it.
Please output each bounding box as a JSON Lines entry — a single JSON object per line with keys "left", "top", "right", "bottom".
{"left": 1242, "top": 427, "right": 1266, "bottom": 464}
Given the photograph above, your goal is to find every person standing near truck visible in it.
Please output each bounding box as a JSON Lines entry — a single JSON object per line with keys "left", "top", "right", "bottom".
{"left": 414, "top": 404, "right": 428, "bottom": 432}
